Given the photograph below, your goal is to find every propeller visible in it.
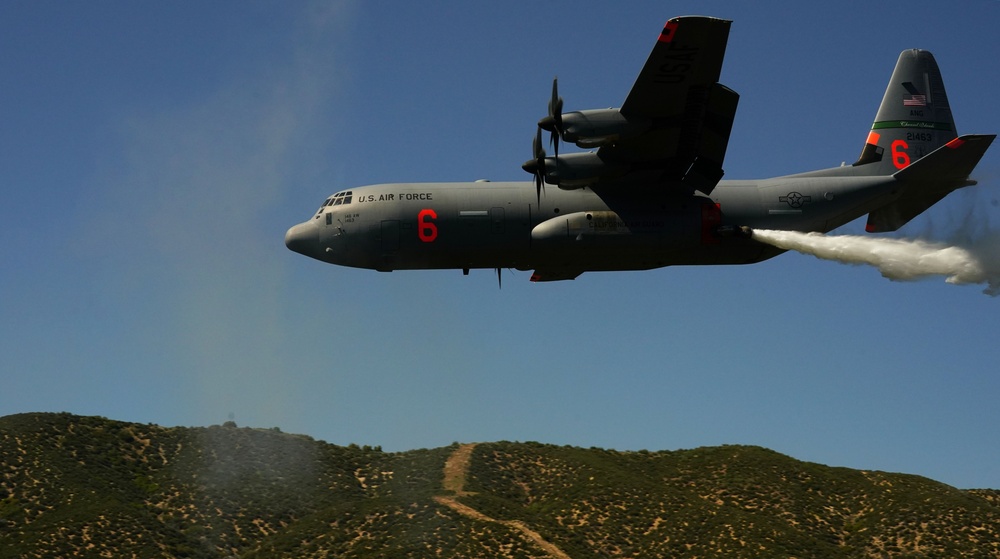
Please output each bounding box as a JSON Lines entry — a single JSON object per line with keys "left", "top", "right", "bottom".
{"left": 538, "top": 77, "right": 564, "bottom": 158}
{"left": 523, "top": 77, "right": 566, "bottom": 204}
{"left": 521, "top": 127, "right": 548, "bottom": 204}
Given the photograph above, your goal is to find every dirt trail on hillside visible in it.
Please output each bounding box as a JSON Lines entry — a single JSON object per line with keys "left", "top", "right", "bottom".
{"left": 441, "top": 442, "right": 476, "bottom": 495}
{"left": 434, "top": 443, "right": 572, "bottom": 559}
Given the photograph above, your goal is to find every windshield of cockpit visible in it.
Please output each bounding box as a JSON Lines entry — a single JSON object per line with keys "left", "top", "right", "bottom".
{"left": 313, "top": 190, "right": 353, "bottom": 220}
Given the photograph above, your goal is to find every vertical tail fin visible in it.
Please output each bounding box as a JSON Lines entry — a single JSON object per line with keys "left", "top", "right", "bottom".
{"left": 852, "top": 50, "right": 957, "bottom": 175}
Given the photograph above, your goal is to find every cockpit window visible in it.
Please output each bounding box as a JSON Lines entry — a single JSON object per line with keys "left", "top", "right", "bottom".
{"left": 315, "top": 191, "right": 353, "bottom": 218}
{"left": 316, "top": 190, "right": 354, "bottom": 219}
{"left": 332, "top": 191, "right": 353, "bottom": 206}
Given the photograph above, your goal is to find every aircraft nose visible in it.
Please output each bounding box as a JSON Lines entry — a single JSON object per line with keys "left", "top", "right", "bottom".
{"left": 284, "top": 221, "right": 317, "bottom": 256}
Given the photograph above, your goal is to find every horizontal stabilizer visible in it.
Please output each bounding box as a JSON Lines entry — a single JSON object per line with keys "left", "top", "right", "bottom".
{"left": 866, "top": 134, "right": 995, "bottom": 232}
{"left": 865, "top": 192, "right": 951, "bottom": 233}
{"left": 892, "top": 134, "right": 995, "bottom": 183}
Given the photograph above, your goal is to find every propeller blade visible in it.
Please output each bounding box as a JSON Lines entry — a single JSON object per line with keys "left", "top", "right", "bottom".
{"left": 532, "top": 128, "right": 546, "bottom": 204}
{"left": 547, "top": 77, "right": 563, "bottom": 158}
{"left": 521, "top": 128, "right": 547, "bottom": 205}
{"left": 548, "top": 77, "right": 563, "bottom": 126}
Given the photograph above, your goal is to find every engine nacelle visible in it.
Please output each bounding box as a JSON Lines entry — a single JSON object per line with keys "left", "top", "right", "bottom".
{"left": 556, "top": 109, "right": 650, "bottom": 148}
{"left": 541, "top": 152, "right": 625, "bottom": 188}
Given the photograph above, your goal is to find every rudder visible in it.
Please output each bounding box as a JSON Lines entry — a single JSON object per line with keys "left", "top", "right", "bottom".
{"left": 852, "top": 50, "right": 957, "bottom": 175}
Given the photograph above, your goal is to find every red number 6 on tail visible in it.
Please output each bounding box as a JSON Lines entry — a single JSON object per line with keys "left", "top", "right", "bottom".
{"left": 891, "top": 139, "right": 911, "bottom": 169}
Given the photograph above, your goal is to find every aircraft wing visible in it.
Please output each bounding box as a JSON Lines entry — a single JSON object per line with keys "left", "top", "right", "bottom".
{"left": 600, "top": 16, "right": 738, "bottom": 194}
{"left": 529, "top": 268, "right": 583, "bottom": 282}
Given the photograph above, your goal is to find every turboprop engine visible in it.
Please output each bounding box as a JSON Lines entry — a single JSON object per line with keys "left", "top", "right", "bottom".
{"left": 524, "top": 78, "right": 652, "bottom": 193}
{"left": 535, "top": 78, "right": 650, "bottom": 156}
{"left": 521, "top": 151, "right": 624, "bottom": 188}
{"left": 539, "top": 109, "right": 650, "bottom": 149}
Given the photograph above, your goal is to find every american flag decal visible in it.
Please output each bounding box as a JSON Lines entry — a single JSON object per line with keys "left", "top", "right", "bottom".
{"left": 903, "top": 94, "right": 927, "bottom": 107}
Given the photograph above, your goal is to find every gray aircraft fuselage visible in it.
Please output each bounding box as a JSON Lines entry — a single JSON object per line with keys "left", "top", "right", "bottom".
{"left": 284, "top": 168, "right": 897, "bottom": 280}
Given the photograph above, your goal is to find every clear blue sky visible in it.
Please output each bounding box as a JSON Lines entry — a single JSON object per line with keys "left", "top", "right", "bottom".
{"left": 3, "top": 1, "right": 998, "bottom": 489}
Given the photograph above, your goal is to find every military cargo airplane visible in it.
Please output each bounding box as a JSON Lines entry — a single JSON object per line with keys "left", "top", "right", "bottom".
{"left": 285, "top": 16, "right": 994, "bottom": 283}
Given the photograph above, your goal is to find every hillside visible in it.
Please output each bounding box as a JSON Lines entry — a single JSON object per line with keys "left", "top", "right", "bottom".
{"left": 1, "top": 413, "right": 997, "bottom": 558}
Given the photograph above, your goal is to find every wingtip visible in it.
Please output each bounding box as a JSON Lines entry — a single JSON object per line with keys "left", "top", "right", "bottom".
{"left": 658, "top": 20, "right": 680, "bottom": 43}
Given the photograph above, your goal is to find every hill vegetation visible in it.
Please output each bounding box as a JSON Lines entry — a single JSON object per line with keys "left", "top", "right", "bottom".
{"left": 1, "top": 413, "right": 997, "bottom": 558}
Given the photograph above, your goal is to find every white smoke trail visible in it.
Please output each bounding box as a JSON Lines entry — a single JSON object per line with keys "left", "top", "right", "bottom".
{"left": 751, "top": 229, "right": 1000, "bottom": 296}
